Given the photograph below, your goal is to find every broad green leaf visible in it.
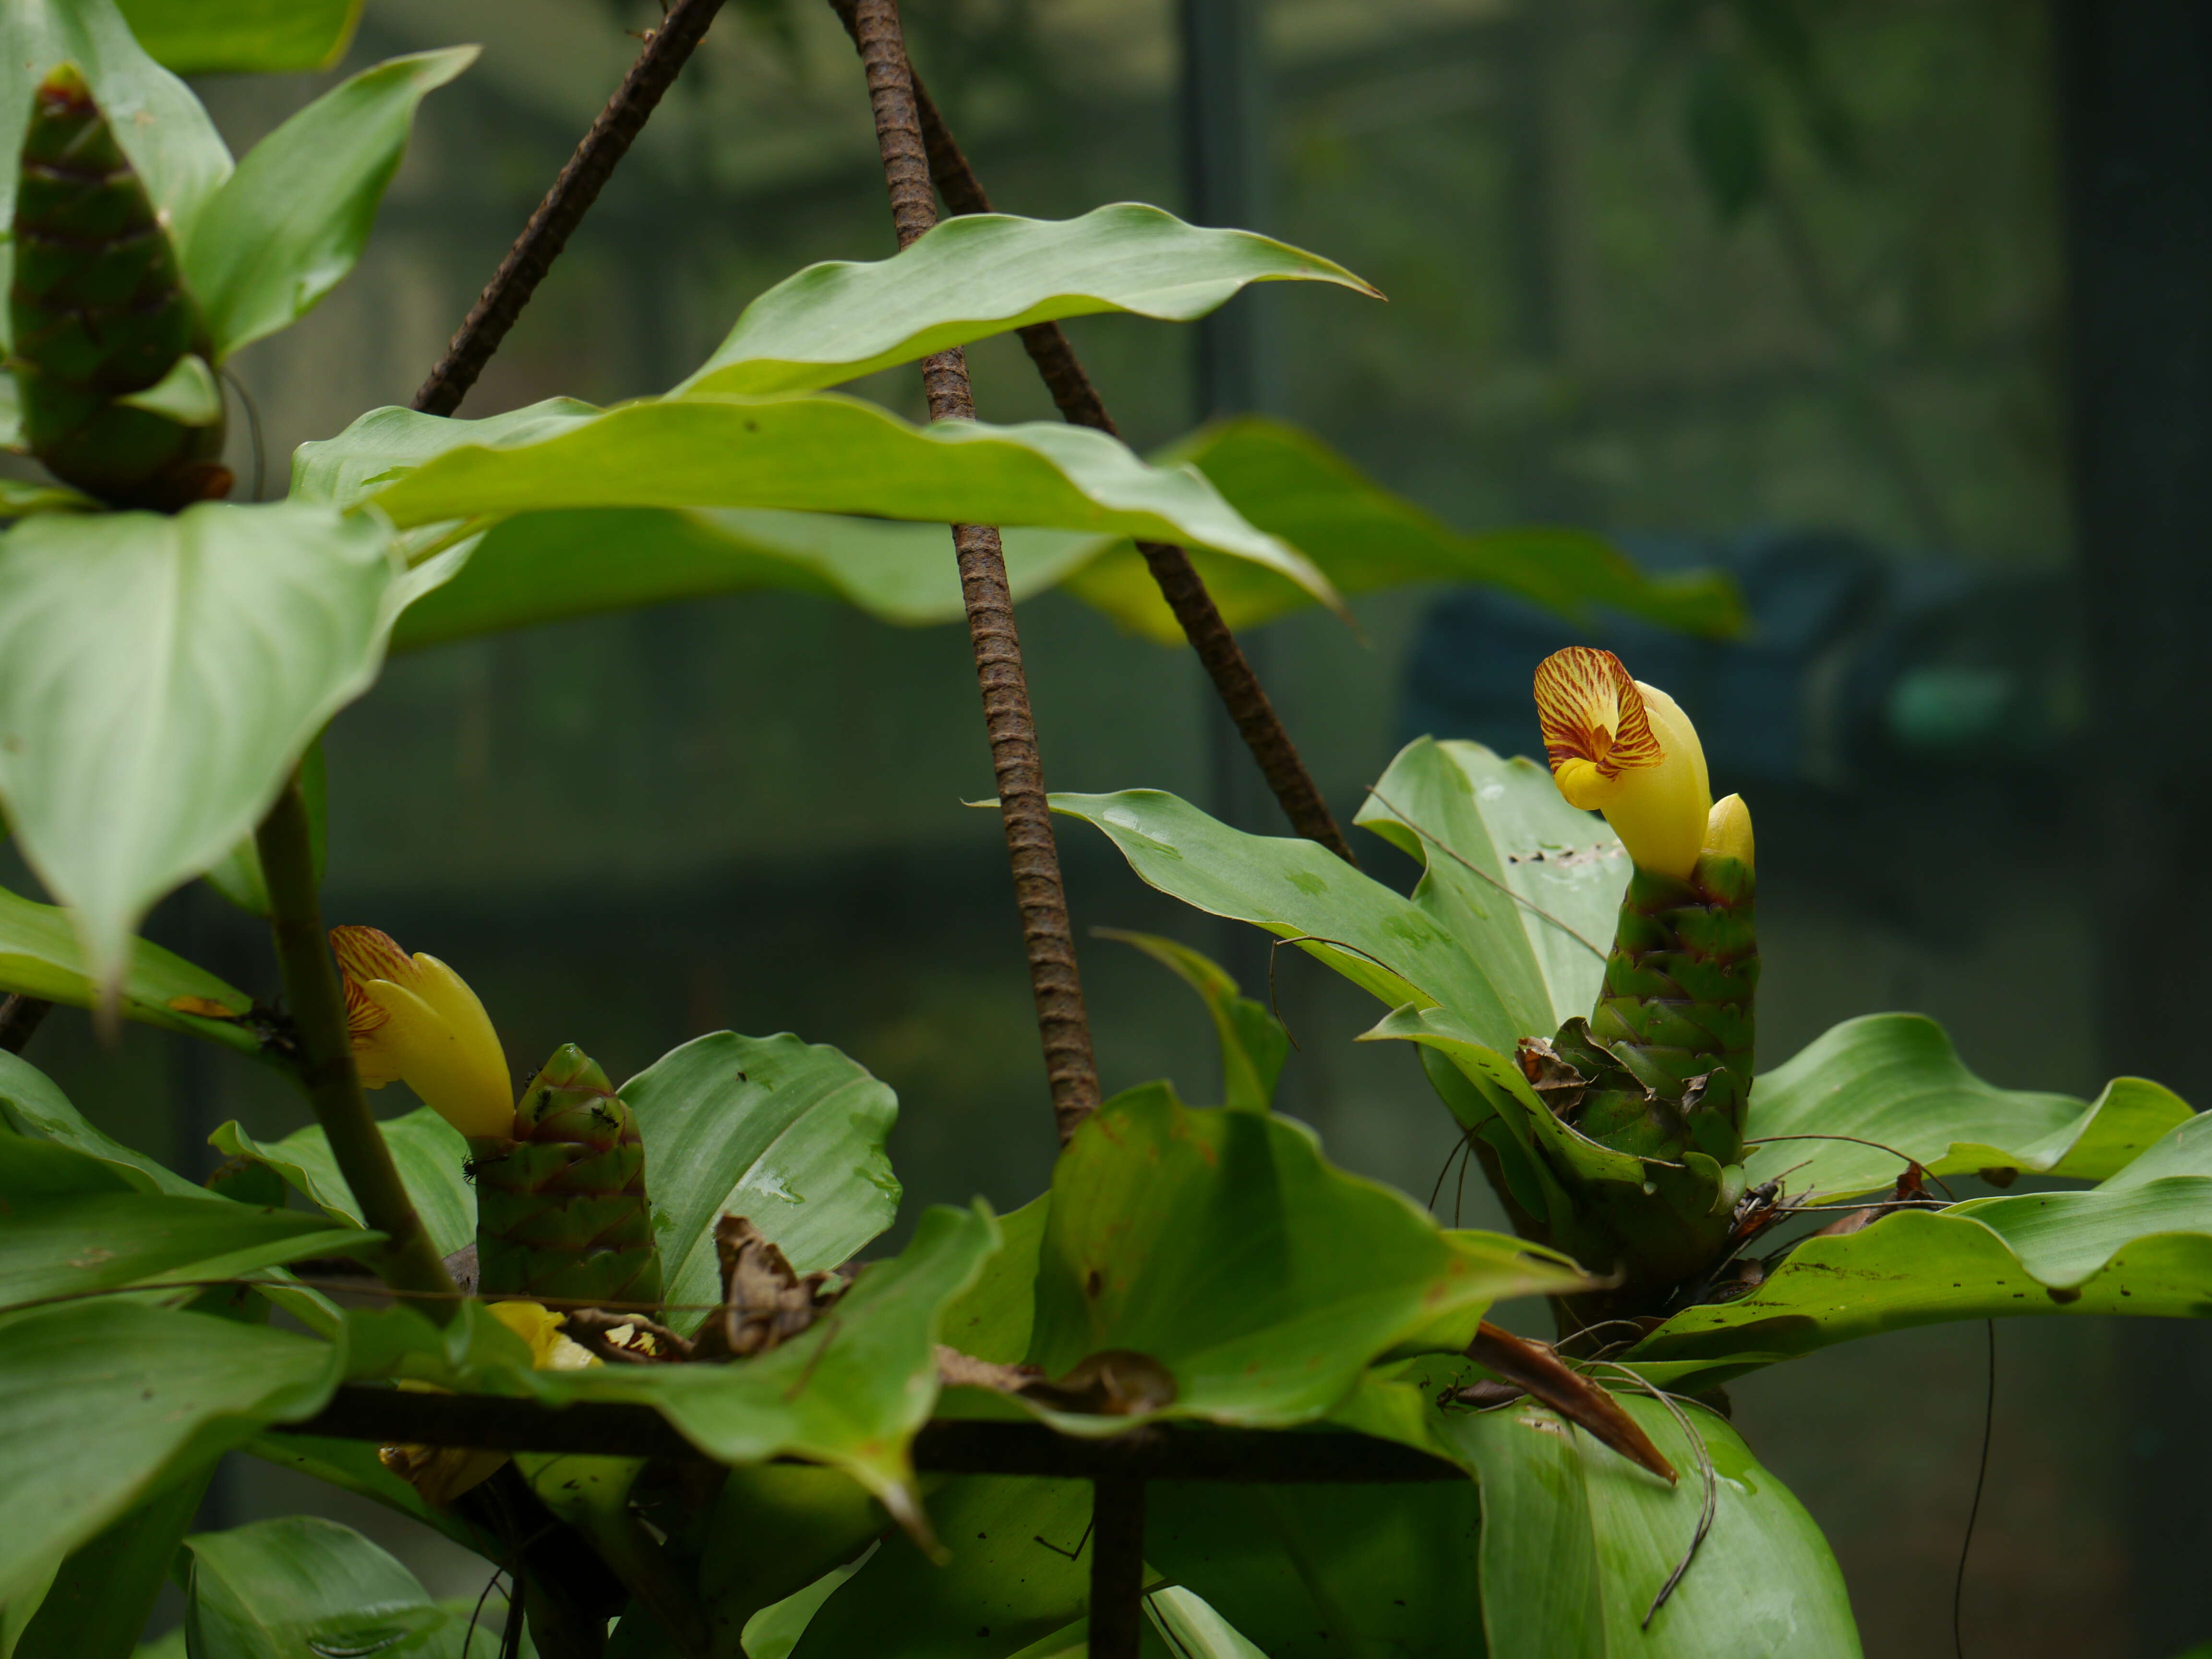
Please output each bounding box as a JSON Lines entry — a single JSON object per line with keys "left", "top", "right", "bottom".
{"left": 1026, "top": 1083, "right": 1588, "bottom": 1433}
{"left": 116, "top": 0, "right": 362, "bottom": 73}
{"left": 1628, "top": 1118, "right": 2212, "bottom": 1392}
{"left": 1433, "top": 1393, "right": 1859, "bottom": 1657}
{"left": 0, "top": 502, "right": 397, "bottom": 994}
{"left": 523, "top": 1203, "right": 998, "bottom": 1529}
{"left": 701, "top": 1464, "right": 885, "bottom": 1659}
{"left": 298, "top": 395, "right": 1338, "bottom": 609}
{"left": 790, "top": 1477, "right": 1092, "bottom": 1659}
{"left": 179, "top": 1515, "right": 461, "bottom": 1659}
{"left": 210, "top": 1106, "right": 474, "bottom": 1260}
{"left": 679, "top": 204, "right": 1374, "bottom": 397}
{"left": 0, "top": 0, "right": 231, "bottom": 348}
{"left": 0, "top": 1303, "right": 338, "bottom": 1607}
{"left": 0, "top": 1188, "right": 374, "bottom": 1312}
{"left": 934, "top": 1192, "right": 1046, "bottom": 1367}
{"left": 1063, "top": 417, "right": 1744, "bottom": 644}
{"left": 1745, "top": 1013, "right": 2192, "bottom": 1201}
{"left": 1096, "top": 930, "right": 1287, "bottom": 1112}
{"left": 619, "top": 1031, "right": 901, "bottom": 1328}
{"left": 338, "top": 1297, "right": 533, "bottom": 1390}
{"left": 12, "top": 1467, "right": 210, "bottom": 1659}
{"left": 0, "top": 881, "right": 268, "bottom": 1060}
{"left": 0, "top": 479, "right": 92, "bottom": 517}
{"left": 183, "top": 48, "right": 476, "bottom": 361}
{"left": 389, "top": 508, "right": 1107, "bottom": 651}
{"left": 0, "top": 1050, "right": 200, "bottom": 1196}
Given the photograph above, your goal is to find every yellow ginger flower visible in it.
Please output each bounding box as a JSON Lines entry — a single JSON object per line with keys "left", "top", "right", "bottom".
{"left": 1532, "top": 646, "right": 1753, "bottom": 880}
{"left": 330, "top": 926, "right": 516, "bottom": 1140}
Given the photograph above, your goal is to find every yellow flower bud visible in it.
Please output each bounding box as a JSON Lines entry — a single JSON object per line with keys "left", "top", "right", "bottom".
{"left": 1533, "top": 647, "right": 1712, "bottom": 880}
{"left": 487, "top": 1299, "right": 599, "bottom": 1370}
{"left": 1704, "top": 793, "right": 1755, "bottom": 872}
{"left": 331, "top": 926, "right": 516, "bottom": 1140}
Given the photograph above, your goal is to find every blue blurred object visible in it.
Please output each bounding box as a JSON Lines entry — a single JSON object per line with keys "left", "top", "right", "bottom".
{"left": 1401, "top": 529, "right": 2072, "bottom": 789}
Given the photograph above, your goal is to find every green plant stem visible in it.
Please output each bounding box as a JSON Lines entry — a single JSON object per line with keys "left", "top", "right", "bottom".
{"left": 254, "top": 772, "right": 457, "bottom": 1319}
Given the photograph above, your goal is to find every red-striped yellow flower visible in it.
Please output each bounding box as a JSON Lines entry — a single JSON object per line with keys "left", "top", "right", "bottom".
{"left": 330, "top": 926, "right": 515, "bottom": 1140}
{"left": 1533, "top": 647, "right": 1752, "bottom": 880}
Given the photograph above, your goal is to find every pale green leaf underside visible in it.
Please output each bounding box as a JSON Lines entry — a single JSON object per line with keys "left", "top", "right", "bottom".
{"left": 680, "top": 203, "right": 1376, "bottom": 397}
{"left": 1745, "top": 1012, "right": 2192, "bottom": 1200}
{"left": 300, "top": 393, "right": 1336, "bottom": 607}
{"left": 183, "top": 48, "right": 476, "bottom": 362}
{"left": 117, "top": 0, "right": 363, "bottom": 75}
{"left": 1630, "top": 1113, "right": 2212, "bottom": 1391}
{"left": 0, "top": 502, "right": 396, "bottom": 993}
{"left": 210, "top": 1107, "right": 474, "bottom": 1261}
{"left": 619, "top": 1030, "right": 902, "bottom": 1329}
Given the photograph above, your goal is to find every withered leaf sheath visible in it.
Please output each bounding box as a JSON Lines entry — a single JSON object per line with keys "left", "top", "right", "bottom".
{"left": 470, "top": 1044, "right": 664, "bottom": 1309}
{"left": 10, "top": 64, "right": 228, "bottom": 509}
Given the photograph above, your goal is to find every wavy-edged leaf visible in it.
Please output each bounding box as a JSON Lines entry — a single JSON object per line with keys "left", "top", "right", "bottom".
{"left": 620, "top": 1031, "right": 901, "bottom": 1329}
{"left": 0, "top": 0, "right": 231, "bottom": 349}
{"left": 388, "top": 508, "right": 1108, "bottom": 650}
{"left": 297, "top": 395, "right": 1338, "bottom": 609}
{"left": 209, "top": 1106, "right": 473, "bottom": 1260}
{"left": 0, "top": 1050, "right": 198, "bottom": 1196}
{"left": 0, "top": 882, "right": 266, "bottom": 1060}
{"left": 183, "top": 48, "right": 476, "bottom": 361}
{"left": 12, "top": 1468, "right": 210, "bottom": 1659}
{"left": 0, "top": 1303, "right": 339, "bottom": 1606}
{"left": 934, "top": 1192, "right": 1046, "bottom": 1368}
{"left": 0, "top": 1187, "right": 374, "bottom": 1313}
{"left": 1745, "top": 1013, "right": 2192, "bottom": 1201}
{"left": 525, "top": 1202, "right": 998, "bottom": 1531}
{"left": 0, "top": 502, "right": 397, "bottom": 995}
{"left": 1063, "top": 417, "right": 1744, "bottom": 644}
{"left": 178, "top": 1515, "right": 461, "bottom": 1659}
{"left": 117, "top": 0, "right": 363, "bottom": 74}
{"left": 1024, "top": 1082, "right": 1588, "bottom": 1434}
{"left": 679, "top": 204, "right": 1374, "bottom": 397}
{"left": 1095, "top": 929, "right": 1287, "bottom": 1111}
{"left": 1629, "top": 1119, "right": 2212, "bottom": 1392}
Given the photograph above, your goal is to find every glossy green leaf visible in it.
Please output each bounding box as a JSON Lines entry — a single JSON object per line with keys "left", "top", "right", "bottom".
{"left": 116, "top": 0, "right": 362, "bottom": 73}
{"left": 1096, "top": 930, "right": 1287, "bottom": 1111}
{"left": 1063, "top": 417, "right": 1744, "bottom": 644}
{"left": 1433, "top": 1393, "right": 1858, "bottom": 1657}
{"left": 519, "top": 1203, "right": 997, "bottom": 1529}
{"left": 1026, "top": 1083, "right": 1588, "bottom": 1433}
{"left": 1630, "top": 1112, "right": 2212, "bottom": 1392}
{"left": 1147, "top": 1478, "right": 1479, "bottom": 1659}
{"left": 934, "top": 1192, "right": 1046, "bottom": 1367}
{"left": 0, "top": 478, "right": 94, "bottom": 517}
{"left": 0, "top": 1050, "right": 199, "bottom": 1197}
{"left": 178, "top": 1515, "right": 465, "bottom": 1659}
{"left": 740, "top": 1548, "right": 874, "bottom": 1659}
{"left": 1144, "top": 1588, "right": 1271, "bottom": 1659}
{"left": 209, "top": 1106, "right": 474, "bottom": 1260}
{"left": 0, "top": 1188, "right": 374, "bottom": 1313}
{"left": 388, "top": 508, "right": 1107, "bottom": 650}
{"left": 679, "top": 204, "right": 1373, "bottom": 397}
{"left": 0, "top": 887, "right": 269, "bottom": 1059}
{"left": 0, "top": 1303, "right": 338, "bottom": 1607}
{"left": 0, "top": 0, "right": 232, "bottom": 350}
{"left": 183, "top": 48, "right": 476, "bottom": 361}
{"left": 791, "top": 1476, "right": 1092, "bottom": 1659}
{"left": 619, "top": 1031, "right": 901, "bottom": 1325}
{"left": 1055, "top": 738, "right": 1612, "bottom": 1056}
{"left": 241, "top": 1433, "right": 478, "bottom": 1555}
{"left": 0, "top": 502, "right": 397, "bottom": 995}
{"left": 297, "top": 396, "right": 1337, "bottom": 609}
{"left": 701, "top": 1464, "right": 885, "bottom": 1659}
{"left": 1744, "top": 1013, "right": 2192, "bottom": 1201}
{"left": 12, "top": 1467, "right": 210, "bottom": 1659}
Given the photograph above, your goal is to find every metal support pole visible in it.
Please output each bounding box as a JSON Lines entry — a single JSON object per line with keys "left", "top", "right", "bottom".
{"left": 1088, "top": 1474, "right": 1148, "bottom": 1659}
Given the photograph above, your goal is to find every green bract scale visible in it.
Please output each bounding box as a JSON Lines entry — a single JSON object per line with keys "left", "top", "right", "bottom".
{"left": 9, "top": 64, "right": 228, "bottom": 510}
{"left": 471, "top": 1044, "right": 665, "bottom": 1309}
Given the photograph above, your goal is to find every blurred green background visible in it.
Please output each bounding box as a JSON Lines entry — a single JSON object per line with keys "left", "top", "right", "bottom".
{"left": 17, "top": 0, "right": 2195, "bottom": 1652}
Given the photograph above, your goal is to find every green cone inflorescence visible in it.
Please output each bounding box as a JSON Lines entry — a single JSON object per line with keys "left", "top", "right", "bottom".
{"left": 10, "top": 64, "right": 228, "bottom": 509}
{"left": 472, "top": 1045, "right": 664, "bottom": 1309}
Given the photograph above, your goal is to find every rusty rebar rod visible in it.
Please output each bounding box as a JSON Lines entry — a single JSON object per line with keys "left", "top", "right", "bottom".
{"left": 846, "top": 0, "right": 1101, "bottom": 1143}
{"left": 826, "top": 0, "right": 1356, "bottom": 867}
{"left": 411, "top": 0, "right": 728, "bottom": 416}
